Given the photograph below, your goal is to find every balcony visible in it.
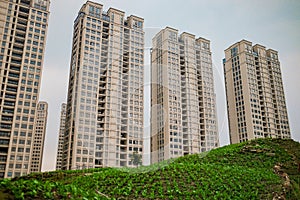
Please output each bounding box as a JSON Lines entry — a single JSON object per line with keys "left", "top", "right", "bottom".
{"left": 11, "top": 59, "right": 22, "bottom": 65}
{"left": 97, "top": 123, "right": 104, "bottom": 129}
{"left": 19, "top": 6, "right": 29, "bottom": 14}
{"left": 10, "top": 66, "right": 21, "bottom": 72}
{"left": 98, "top": 103, "right": 105, "bottom": 108}
{"left": 0, "top": 132, "right": 10, "bottom": 137}
{"left": 98, "top": 91, "right": 106, "bottom": 96}
{"left": 101, "top": 45, "right": 108, "bottom": 51}
{"left": 20, "top": 0, "right": 30, "bottom": 6}
{"left": 122, "top": 66, "right": 129, "bottom": 74}
{"left": 95, "top": 159, "right": 102, "bottom": 166}
{"left": 17, "top": 19, "right": 27, "bottom": 26}
{"left": 1, "top": 116, "right": 13, "bottom": 122}
{"left": 100, "top": 58, "right": 108, "bottom": 64}
{"left": 98, "top": 97, "right": 105, "bottom": 103}
{"left": 16, "top": 25, "right": 26, "bottom": 32}
{"left": 99, "top": 84, "right": 106, "bottom": 90}
{"left": 11, "top": 52, "right": 23, "bottom": 59}
{"left": 121, "top": 126, "right": 127, "bottom": 131}
{"left": 97, "top": 117, "right": 105, "bottom": 123}
{"left": 3, "top": 109, "right": 14, "bottom": 115}
{"left": 0, "top": 156, "right": 7, "bottom": 162}
{"left": 8, "top": 73, "right": 19, "bottom": 79}
{"left": 101, "top": 40, "right": 108, "bottom": 46}
{"left": 121, "top": 107, "right": 128, "bottom": 112}
{"left": 101, "top": 52, "right": 108, "bottom": 57}
{"left": 6, "top": 86, "right": 17, "bottom": 92}
{"left": 121, "top": 133, "right": 127, "bottom": 139}
{"left": 122, "top": 80, "right": 128, "bottom": 86}
{"left": 0, "top": 147, "right": 8, "bottom": 154}
{"left": 5, "top": 94, "right": 17, "bottom": 99}
{"left": 102, "top": 34, "right": 109, "bottom": 40}
{"left": 120, "top": 140, "right": 127, "bottom": 146}
{"left": 13, "top": 46, "right": 24, "bottom": 52}
{"left": 99, "top": 77, "right": 106, "bottom": 82}
{"left": 120, "top": 161, "right": 126, "bottom": 166}
{"left": 123, "top": 74, "right": 128, "bottom": 80}
{"left": 0, "top": 139, "right": 9, "bottom": 145}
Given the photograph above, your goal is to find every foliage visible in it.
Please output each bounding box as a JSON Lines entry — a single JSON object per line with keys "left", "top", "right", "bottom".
{"left": 0, "top": 138, "right": 299, "bottom": 199}
{"left": 129, "top": 151, "right": 142, "bottom": 168}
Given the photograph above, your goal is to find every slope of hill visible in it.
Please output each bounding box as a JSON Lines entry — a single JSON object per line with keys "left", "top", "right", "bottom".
{"left": 0, "top": 138, "right": 299, "bottom": 199}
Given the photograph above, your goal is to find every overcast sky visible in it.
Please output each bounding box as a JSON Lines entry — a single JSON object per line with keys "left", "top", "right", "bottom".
{"left": 40, "top": 0, "right": 300, "bottom": 171}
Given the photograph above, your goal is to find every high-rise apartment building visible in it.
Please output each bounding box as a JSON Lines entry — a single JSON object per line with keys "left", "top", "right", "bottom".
{"left": 30, "top": 101, "right": 48, "bottom": 172}
{"left": 62, "top": 1, "right": 144, "bottom": 170}
{"left": 56, "top": 103, "right": 66, "bottom": 170}
{"left": 223, "top": 40, "right": 291, "bottom": 144}
{"left": 0, "top": 0, "right": 50, "bottom": 178}
{"left": 151, "top": 27, "right": 219, "bottom": 163}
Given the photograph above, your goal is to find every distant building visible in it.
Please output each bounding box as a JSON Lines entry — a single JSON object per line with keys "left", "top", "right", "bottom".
{"left": 0, "top": 0, "right": 50, "bottom": 178}
{"left": 30, "top": 101, "right": 48, "bottom": 172}
{"left": 56, "top": 103, "right": 66, "bottom": 170}
{"left": 223, "top": 40, "right": 291, "bottom": 144}
{"left": 62, "top": 1, "right": 144, "bottom": 170}
{"left": 151, "top": 27, "right": 219, "bottom": 163}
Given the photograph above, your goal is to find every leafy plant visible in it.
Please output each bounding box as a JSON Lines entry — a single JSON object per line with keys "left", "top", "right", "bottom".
{"left": 129, "top": 151, "right": 143, "bottom": 168}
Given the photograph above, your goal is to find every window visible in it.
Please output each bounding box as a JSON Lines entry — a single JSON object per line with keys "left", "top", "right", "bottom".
{"left": 231, "top": 47, "right": 238, "bottom": 57}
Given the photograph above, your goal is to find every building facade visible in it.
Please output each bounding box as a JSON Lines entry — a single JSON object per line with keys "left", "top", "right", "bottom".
{"left": 0, "top": 0, "right": 50, "bottom": 178}
{"left": 223, "top": 40, "right": 291, "bottom": 144}
{"left": 151, "top": 27, "right": 219, "bottom": 163}
{"left": 62, "top": 1, "right": 144, "bottom": 170}
{"left": 55, "top": 103, "right": 66, "bottom": 170}
{"left": 30, "top": 101, "right": 48, "bottom": 172}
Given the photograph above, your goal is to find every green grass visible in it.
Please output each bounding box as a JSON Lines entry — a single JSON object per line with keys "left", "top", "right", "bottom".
{"left": 0, "top": 138, "right": 299, "bottom": 199}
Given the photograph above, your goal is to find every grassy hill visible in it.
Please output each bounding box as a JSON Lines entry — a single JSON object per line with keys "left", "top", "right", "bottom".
{"left": 0, "top": 138, "right": 299, "bottom": 199}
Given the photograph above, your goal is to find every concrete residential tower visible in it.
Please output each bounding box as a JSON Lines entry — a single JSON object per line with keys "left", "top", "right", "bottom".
{"left": 55, "top": 103, "right": 66, "bottom": 170}
{"left": 62, "top": 1, "right": 144, "bottom": 170}
{"left": 0, "top": 0, "right": 50, "bottom": 178}
{"left": 223, "top": 40, "right": 291, "bottom": 144}
{"left": 30, "top": 101, "right": 48, "bottom": 172}
{"left": 151, "top": 27, "right": 219, "bottom": 163}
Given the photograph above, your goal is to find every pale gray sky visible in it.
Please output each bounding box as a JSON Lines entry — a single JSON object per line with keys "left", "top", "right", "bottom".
{"left": 40, "top": 0, "right": 300, "bottom": 171}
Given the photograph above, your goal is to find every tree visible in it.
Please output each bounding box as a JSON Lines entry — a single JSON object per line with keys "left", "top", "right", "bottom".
{"left": 130, "top": 151, "right": 142, "bottom": 168}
